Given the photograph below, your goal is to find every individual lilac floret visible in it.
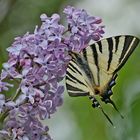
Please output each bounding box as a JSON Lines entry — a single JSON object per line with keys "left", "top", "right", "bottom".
{"left": 0, "top": 94, "right": 6, "bottom": 113}
{"left": 63, "top": 6, "right": 105, "bottom": 51}
{"left": 0, "top": 80, "right": 13, "bottom": 92}
{"left": 0, "top": 70, "right": 13, "bottom": 92}
{"left": 0, "top": 93, "right": 16, "bottom": 129}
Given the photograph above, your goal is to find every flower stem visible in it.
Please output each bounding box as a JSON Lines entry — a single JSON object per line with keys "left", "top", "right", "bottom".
{"left": 0, "top": 110, "right": 9, "bottom": 124}
{"left": 0, "top": 88, "right": 21, "bottom": 123}
{"left": 62, "top": 29, "right": 69, "bottom": 35}
{"left": 11, "top": 87, "right": 21, "bottom": 101}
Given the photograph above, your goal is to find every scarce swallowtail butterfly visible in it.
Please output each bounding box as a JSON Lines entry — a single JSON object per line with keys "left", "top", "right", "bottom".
{"left": 66, "top": 35, "right": 140, "bottom": 125}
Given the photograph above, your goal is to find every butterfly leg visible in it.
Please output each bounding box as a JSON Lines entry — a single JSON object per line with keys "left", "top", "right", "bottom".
{"left": 89, "top": 96, "right": 100, "bottom": 108}
{"left": 89, "top": 96, "right": 114, "bottom": 126}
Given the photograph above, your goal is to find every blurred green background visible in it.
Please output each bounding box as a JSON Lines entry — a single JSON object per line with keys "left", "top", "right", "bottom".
{"left": 0, "top": 0, "right": 140, "bottom": 140}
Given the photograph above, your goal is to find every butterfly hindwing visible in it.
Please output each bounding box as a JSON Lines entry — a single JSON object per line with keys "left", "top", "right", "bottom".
{"left": 66, "top": 35, "right": 139, "bottom": 98}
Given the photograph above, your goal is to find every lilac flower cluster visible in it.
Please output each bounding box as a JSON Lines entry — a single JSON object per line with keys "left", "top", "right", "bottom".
{"left": 64, "top": 6, "right": 104, "bottom": 52}
{"left": 0, "top": 6, "right": 104, "bottom": 140}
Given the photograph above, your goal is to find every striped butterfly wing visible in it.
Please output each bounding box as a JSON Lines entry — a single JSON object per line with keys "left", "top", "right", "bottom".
{"left": 66, "top": 54, "right": 93, "bottom": 96}
{"left": 66, "top": 35, "right": 140, "bottom": 97}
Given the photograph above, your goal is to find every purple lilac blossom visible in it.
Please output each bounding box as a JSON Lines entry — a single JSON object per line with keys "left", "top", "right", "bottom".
{"left": 0, "top": 6, "right": 104, "bottom": 140}
{"left": 64, "top": 5, "right": 105, "bottom": 52}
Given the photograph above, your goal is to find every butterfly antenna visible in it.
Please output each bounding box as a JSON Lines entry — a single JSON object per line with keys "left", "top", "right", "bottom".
{"left": 109, "top": 99, "right": 124, "bottom": 119}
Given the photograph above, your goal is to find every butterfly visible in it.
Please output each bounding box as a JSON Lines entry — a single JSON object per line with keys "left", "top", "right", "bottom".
{"left": 65, "top": 35, "right": 140, "bottom": 125}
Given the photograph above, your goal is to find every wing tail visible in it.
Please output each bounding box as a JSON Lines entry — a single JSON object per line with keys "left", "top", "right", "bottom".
{"left": 89, "top": 96, "right": 114, "bottom": 126}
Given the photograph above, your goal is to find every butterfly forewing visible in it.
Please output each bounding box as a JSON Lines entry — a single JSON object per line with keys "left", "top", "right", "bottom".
{"left": 66, "top": 57, "right": 91, "bottom": 97}
{"left": 66, "top": 35, "right": 140, "bottom": 97}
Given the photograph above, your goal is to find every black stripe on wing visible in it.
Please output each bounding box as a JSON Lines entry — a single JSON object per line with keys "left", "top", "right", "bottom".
{"left": 66, "top": 87, "right": 89, "bottom": 97}
{"left": 66, "top": 75, "right": 76, "bottom": 83}
{"left": 72, "top": 52, "right": 94, "bottom": 82}
{"left": 107, "top": 38, "right": 113, "bottom": 71}
{"left": 82, "top": 48, "right": 96, "bottom": 84}
{"left": 68, "top": 62, "right": 82, "bottom": 75}
{"left": 114, "top": 36, "right": 120, "bottom": 52}
{"left": 119, "top": 36, "right": 134, "bottom": 63}
{"left": 114, "top": 36, "right": 140, "bottom": 73}
{"left": 90, "top": 44, "right": 100, "bottom": 85}
{"left": 97, "top": 41, "right": 103, "bottom": 53}
{"left": 66, "top": 71, "right": 87, "bottom": 86}
{"left": 66, "top": 59, "right": 90, "bottom": 97}
{"left": 66, "top": 83, "right": 89, "bottom": 97}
